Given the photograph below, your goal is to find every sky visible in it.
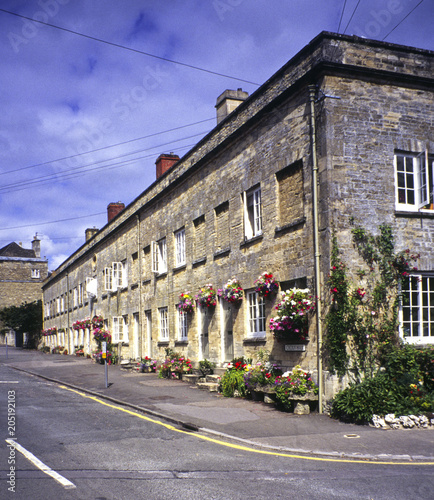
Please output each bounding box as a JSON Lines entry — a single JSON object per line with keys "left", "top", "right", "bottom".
{"left": 0, "top": 0, "right": 432, "bottom": 270}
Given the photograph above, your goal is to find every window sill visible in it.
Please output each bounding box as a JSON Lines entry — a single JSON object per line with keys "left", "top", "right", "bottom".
{"left": 192, "top": 257, "right": 206, "bottom": 268}
{"left": 157, "top": 340, "right": 170, "bottom": 346}
{"left": 102, "top": 294, "right": 108, "bottom": 300}
{"left": 142, "top": 279, "right": 151, "bottom": 285}
{"left": 175, "top": 340, "right": 188, "bottom": 346}
{"left": 213, "top": 247, "right": 230, "bottom": 260}
{"left": 240, "top": 234, "right": 263, "bottom": 249}
{"left": 131, "top": 283, "right": 139, "bottom": 290}
{"left": 275, "top": 216, "right": 306, "bottom": 235}
{"left": 155, "top": 272, "right": 167, "bottom": 280}
{"left": 243, "top": 337, "right": 267, "bottom": 345}
{"left": 395, "top": 210, "right": 434, "bottom": 219}
{"left": 173, "top": 264, "right": 186, "bottom": 274}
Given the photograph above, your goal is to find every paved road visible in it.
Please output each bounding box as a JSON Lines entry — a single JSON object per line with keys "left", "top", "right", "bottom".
{"left": 1, "top": 364, "right": 433, "bottom": 500}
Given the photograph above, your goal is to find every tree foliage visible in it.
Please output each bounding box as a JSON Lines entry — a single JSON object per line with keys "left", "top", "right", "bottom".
{"left": 0, "top": 300, "right": 43, "bottom": 349}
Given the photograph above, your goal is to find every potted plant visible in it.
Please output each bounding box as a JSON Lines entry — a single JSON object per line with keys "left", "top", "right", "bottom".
{"left": 218, "top": 278, "right": 244, "bottom": 304}
{"left": 178, "top": 291, "right": 195, "bottom": 313}
{"left": 255, "top": 272, "right": 279, "bottom": 298}
{"left": 273, "top": 366, "right": 319, "bottom": 412}
{"left": 269, "top": 288, "right": 316, "bottom": 342}
{"left": 196, "top": 284, "right": 217, "bottom": 307}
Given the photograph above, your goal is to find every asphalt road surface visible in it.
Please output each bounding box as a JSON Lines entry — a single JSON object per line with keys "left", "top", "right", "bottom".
{"left": 0, "top": 364, "right": 433, "bottom": 500}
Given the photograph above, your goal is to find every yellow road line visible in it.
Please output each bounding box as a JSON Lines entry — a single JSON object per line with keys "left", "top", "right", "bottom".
{"left": 58, "top": 385, "right": 434, "bottom": 466}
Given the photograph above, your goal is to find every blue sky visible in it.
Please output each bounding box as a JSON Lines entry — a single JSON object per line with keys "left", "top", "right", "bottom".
{"left": 0, "top": 0, "right": 432, "bottom": 270}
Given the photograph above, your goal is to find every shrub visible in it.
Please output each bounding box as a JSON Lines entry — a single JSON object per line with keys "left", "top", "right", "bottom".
{"left": 198, "top": 359, "right": 216, "bottom": 377}
{"left": 331, "top": 345, "right": 434, "bottom": 423}
{"left": 220, "top": 357, "right": 251, "bottom": 397}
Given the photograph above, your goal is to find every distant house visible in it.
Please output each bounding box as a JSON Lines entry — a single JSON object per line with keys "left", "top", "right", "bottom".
{"left": 0, "top": 235, "right": 49, "bottom": 346}
{"left": 41, "top": 32, "right": 434, "bottom": 400}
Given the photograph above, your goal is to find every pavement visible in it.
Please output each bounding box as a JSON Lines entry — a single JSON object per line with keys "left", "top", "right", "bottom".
{"left": 1, "top": 347, "right": 433, "bottom": 463}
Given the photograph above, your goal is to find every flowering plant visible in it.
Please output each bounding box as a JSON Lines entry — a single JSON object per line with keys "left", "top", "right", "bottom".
{"left": 255, "top": 272, "right": 279, "bottom": 297}
{"left": 42, "top": 326, "right": 57, "bottom": 336}
{"left": 92, "top": 315, "right": 104, "bottom": 328}
{"left": 93, "top": 328, "right": 111, "bottom": 346}
{"left": 196, "top": 284, "right": 217, "bottom": 307}
{"left": 158, "top": 354, "right": 193, "bottom": 378}
{"left": 269, "top": 288, "right": 315, "bottom": 340}
{"left": 72, "top": 318, "right": 92, "bottom": 330}
{"left": 274, "top": 366, "right": 318, "bottom": 410}
{"left": 218, "top": 278, "right": 244, "bottom": 303}
{"left": 178, "top": 291, "right": 195, "bottom": 313}
{"left": 244, "top": 362, "right": 282, "bottom": 391}
{"left": 137, "top": 356, "right": 157, "bottom": 372}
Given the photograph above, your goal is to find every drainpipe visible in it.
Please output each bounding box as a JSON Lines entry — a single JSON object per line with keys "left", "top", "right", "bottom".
{"left": 137, "top": 214, "right": 143, "bottom": 359}
{"left": 309, "top": 84, "right": 323, "bottom": 413}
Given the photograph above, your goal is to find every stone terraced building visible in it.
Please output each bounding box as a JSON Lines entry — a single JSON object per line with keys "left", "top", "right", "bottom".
{"left": 42, "top": 32, "right": 434, "bottom": 400}
{"left": 0, "top": 236, "right": 48, "bottom": 346}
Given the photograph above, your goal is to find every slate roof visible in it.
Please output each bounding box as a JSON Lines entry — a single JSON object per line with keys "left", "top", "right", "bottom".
{"left": 0, "top": 242, "right": 36, "bottom": 258}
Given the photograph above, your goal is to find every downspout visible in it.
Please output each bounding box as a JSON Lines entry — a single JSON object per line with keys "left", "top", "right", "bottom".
{"left": 309, "top": 84, "right": 323, "bottom": 413}
{"left": 137, "top": 214, "right": 143, "bottom": 359}
{"left": 66, "top": 273, "right": 70, "bottom": 352}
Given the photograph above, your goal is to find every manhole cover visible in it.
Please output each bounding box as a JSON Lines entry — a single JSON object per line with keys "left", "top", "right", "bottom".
{"left": 344, "top": 434, "right": 360, "bottom": 439}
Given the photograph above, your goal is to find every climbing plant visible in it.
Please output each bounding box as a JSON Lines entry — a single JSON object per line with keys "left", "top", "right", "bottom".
{"left": 324, "top": 220, "right": 419, "bottom": 381}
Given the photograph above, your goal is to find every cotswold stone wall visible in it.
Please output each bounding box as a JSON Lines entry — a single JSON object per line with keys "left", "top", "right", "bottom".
{"left": 0, "top": 259, "right": 47, "bottom": 308}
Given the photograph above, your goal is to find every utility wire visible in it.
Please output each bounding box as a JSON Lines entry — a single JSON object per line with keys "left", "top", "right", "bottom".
{"left": 0, "top": 8, "right": 260, "bottom": 86}
{"left": 0, "top": 212, "right": 106, "bottom": 231}
{"left": 0, "top": 131, "right": 208, "bottom": 192}
{"left": 342, "top": 0, "right": 361, "bottom": 34}
{"left": 0, "top": 118, "right": 215, "bottom": 177}
{"left": 382, "top": 0, "right": 425, "bottom": 41}
{"left": 336, "top": 0, "right": 348, "bottom": 33}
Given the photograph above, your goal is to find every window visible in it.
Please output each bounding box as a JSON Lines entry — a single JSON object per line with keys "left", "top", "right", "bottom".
{"left": 395, "top": 151, "right": 433, "bottom": 211}
{"left": 104, "top": 261, "right": 127, "bottom": 291}
{"left": 152, "top": 238, "right": 167, "bottom": 274}
{"left": 247, "top": 291, "right": 266, "bottom": 337}
{"left": 159, "top": 307, "right": 169, "bottom": 340}
{"left": 60, "top": 295, "right": 65, "bottom": 313}
{"left": 31, "top": 269, "right": 40, "bottom": 279}
{"left": 175, "top": 228, "right": 186, "bottom": 267}
{"left": 193, "top": 215, "right": 206, "bottom": 261}
{"left": 78, "top": 283, "right": 83, "bottom": 305}
{"left": 400, "top": 274, "right": 434, "bottom": 344}
{"left": 112, "top": 315, "right": 128, "bottom": 343}
{"left": 73, "top": 287, "right": 78, "bottom": 308}
{"left": 56, "top": 297, "right": 60, "bottom": 314}
{"left": 244, "top": 186, "right": 262, "bottom": 239}
{"left": 177, "top": 308, "right": 188, "bottom": 340}
{"left": 112, "top": 316, "right": 123, "bottom": 343}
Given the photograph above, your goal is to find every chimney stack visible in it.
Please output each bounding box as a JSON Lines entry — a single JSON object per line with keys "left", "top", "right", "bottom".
{"left": 85, "top": 227, "right": 99, "bottom": 242}
{"left": 107, "top": 202, "right": 125, "bottom": 222}
{"left": 32, "top": 234, "right": 40, "bottom": 258}
{"left": 215, "top": 88, "right": 249, "bottom": 124}
{"left": 156, "top": 153, "right": 180, "bottom": 179}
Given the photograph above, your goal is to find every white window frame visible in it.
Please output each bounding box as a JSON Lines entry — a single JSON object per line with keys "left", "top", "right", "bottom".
{"left": 247, "top": 291, "right": 266, "bottom": 338}
{"left": 31, "top": 269, "right": 40, "bottom": 279}
{"left": 175, "top": 228, "right": 186, "bottom": 267}
{"left": 122, "top": 314, "right": 129, "bottom": 343}
{"left": 159, "top": 307, "right": 169, "bottom": 341}
{"left": 152, "top": 238, "right": 167, "bottom": 274}
{"left": 177, "top": 308, "right": 188, "bottom": 340}
{"left": 395, "top": 151, "right": 433, "bottom": 211}
{"left": 112, "top": 316, "right": 123, "bottom": 344}
{"left": 104, "top": 267, "right": 113, "bottom": 291}
{"left": 244, "top": 186, "right": 262, "bottom": 239}
{"left": 400, "top": 273, "right": 434, "bottom": 344}
{"left": 73, "top": 287, "right": 78, "bottom": 308}
{"left": 60, "top": 295, "right": 65, "bottom": 313}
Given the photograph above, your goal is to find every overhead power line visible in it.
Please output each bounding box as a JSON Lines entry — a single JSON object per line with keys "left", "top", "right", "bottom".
{"left": 382, "top": 0, "right": 425, "bottom": 41}
{"left": 0, "top": 212, "right": 106, "bottom": 231}
{"left": 0, "top": 8, "right": 261, "bottom": 86}
{"left": 0, "top": 117, "right": 215, "bottom": 177}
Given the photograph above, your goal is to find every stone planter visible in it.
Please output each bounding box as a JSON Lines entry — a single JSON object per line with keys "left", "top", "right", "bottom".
{"left": 289, "top": 393, "right": 318, "bottom": 415}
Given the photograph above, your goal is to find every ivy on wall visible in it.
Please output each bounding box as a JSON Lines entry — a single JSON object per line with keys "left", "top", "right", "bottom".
{"left": 324, "top": 220, "right": 419, "bottom": 381}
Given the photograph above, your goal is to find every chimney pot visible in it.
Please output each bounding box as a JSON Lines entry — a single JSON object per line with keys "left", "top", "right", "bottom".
{"left": 32, "top": 235, "right": 41, "bottom": 258}
{"left": 85, "top": 227, "right": 99, "bottom": 241}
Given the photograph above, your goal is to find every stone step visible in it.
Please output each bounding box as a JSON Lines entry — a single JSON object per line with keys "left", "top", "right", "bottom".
{"left": 196, "top": 382, "right": 219, "bottom": 392}
{"left": 205, "top": 374, "right": 221, "bottom": 383}
{"left": 182, "top": 374, "right": 204, "bottom": 385}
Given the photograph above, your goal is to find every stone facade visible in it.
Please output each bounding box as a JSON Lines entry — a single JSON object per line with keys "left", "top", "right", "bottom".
{"left": 41, "top": 32, "right": 434, "bottom": 400}
{"left": 0, "top": 237, "right": 49, "bottom": 345}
